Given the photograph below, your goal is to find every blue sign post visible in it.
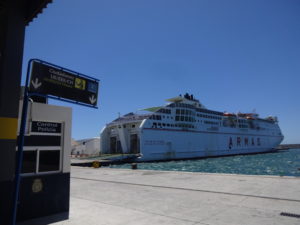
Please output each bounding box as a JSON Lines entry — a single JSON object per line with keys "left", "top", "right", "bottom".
{"left": 12, "top": 59, "right": 99, "bottom": 225}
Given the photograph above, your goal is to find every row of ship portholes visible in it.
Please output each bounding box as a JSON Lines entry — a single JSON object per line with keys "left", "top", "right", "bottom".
{"left": 228, "top": 137, "right": 261, "bottom": 149}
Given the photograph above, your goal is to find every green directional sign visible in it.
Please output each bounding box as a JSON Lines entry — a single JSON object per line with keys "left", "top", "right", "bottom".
{"left": 29, "top": 61, "right": 99, "bottom": 106}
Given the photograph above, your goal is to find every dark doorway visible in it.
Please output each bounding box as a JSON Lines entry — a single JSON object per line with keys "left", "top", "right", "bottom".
{"left": 116, "top": 140, "right": 122, "bottom": 154}
{"left": 110, "top": 137, "right": 117, "bottom": 154}
{"left": 130, "top": 134, "right": 140, "bottom": 154}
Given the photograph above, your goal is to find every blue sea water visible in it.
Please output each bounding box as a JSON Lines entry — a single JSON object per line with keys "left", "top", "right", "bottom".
{"left": 110, "top": 148, "right": 300, "bottom": 177}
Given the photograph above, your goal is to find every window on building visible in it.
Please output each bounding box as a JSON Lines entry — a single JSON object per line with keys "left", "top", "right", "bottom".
{"left": 21, "top": 150, "right": 37, "bottom": 173}
{"left": 39, "top": 150, "right": 60, "bottom": 172}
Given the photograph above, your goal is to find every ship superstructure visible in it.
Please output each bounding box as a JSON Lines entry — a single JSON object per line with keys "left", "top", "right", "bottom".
{"left": 100, "top": 94, "right": 284, "bottom": 161}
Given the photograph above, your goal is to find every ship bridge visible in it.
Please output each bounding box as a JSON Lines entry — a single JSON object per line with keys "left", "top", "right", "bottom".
{"left": 166, "top": 93, "right": 206, "bottom": 109}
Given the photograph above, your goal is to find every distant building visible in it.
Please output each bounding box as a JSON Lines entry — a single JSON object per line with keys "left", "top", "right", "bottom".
{"left": 71, "top": 137, "right": 100, "bottom": 157}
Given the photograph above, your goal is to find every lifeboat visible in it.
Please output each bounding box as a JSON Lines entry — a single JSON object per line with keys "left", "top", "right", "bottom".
{"left": 237, "top": 113, "right": 248, "bottom": 117}
{"left": 223, "top": 112, "right": 236, "bottom": 117}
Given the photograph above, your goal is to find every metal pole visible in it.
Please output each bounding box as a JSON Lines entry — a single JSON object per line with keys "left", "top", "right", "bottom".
{"left": 11, "top": 59, "right": 33, "bottom": 225}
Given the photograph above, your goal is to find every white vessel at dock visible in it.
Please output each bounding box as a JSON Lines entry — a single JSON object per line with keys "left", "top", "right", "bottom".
{"left": 100, "top": 94, "right": 284, "bottom": 161}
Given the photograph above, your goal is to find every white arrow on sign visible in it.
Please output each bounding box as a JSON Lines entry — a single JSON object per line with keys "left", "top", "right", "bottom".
{"left": 89, "top": 95, "right": 97, "bottom": 104}
{"left": 31, "top": 78, "right": 42, "bottom": 89}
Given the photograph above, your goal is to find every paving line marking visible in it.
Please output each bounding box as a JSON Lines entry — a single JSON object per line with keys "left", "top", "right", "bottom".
{"left": 71, "top": 176, "right": 300, "bottom": 203}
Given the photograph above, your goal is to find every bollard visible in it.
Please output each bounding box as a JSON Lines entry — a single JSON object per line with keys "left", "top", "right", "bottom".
{"left": 92, "top": 161, "right": 101, "bottom": 168}
{"left": 131, "top": 163, "right": 137, "bottom": 170}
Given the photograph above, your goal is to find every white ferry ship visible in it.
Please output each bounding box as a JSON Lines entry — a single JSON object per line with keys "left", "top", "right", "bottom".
{"left": 100, "top": 94, "right": 284, "bottom": 161}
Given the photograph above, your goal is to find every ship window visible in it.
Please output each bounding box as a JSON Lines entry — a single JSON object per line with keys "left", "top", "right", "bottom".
{"left": 180, "top": 116, "right": 184, "bottom": 121}
{"left": 185, "top": 117, "right": 188, "bottom": 121}
{"left": 162, "top": 123, "right": 166, "bottom": 126}
{"left": 132, "top": 125, "right": 135, "bottom": 128}
{"left": 237, "top": 137, "right": 241, "bottom": 146}
{"left": 175, "top": 116, "right": 179, "bottom": 121}
{"left": 123, "top": 125, "right": 126, "bottom": 128}
{"left": 176, "top": 109, "right": 180, "bottom": 114}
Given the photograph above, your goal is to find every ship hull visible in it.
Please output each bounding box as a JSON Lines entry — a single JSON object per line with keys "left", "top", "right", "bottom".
{"left": 138, "top": 128, "right": 283, "bottom": 161}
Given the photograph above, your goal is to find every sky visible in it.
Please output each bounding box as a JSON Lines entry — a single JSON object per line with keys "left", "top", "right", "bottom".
{"left": 22, "top": 0, "right": 300, "bottom": 144}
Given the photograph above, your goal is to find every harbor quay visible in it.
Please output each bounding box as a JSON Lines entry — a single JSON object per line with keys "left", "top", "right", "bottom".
{"left": 19, "top": 167, "right": 300, "bottom": 225}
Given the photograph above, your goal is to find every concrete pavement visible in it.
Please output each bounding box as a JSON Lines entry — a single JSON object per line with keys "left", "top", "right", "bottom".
{"left": 20, "top": 167, "right": 300, "bottom": 225}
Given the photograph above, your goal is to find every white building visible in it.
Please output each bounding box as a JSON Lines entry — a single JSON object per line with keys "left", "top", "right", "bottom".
{"left": 71, "top": 137, "right": 100, "bottom": 157}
